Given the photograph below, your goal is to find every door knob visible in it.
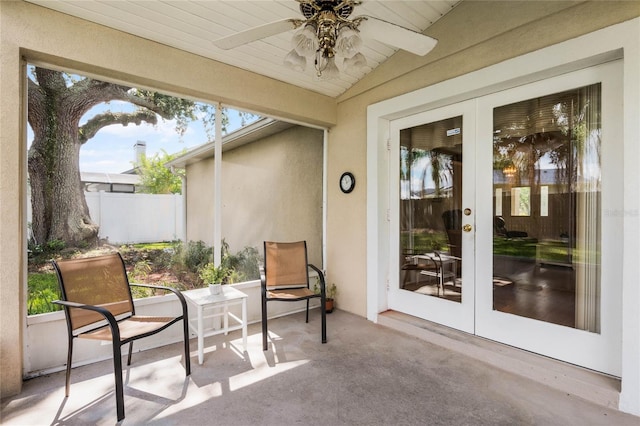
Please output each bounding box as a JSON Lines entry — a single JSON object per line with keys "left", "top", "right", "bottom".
{"left": 463, "top": 224, "right": 472, "bottom": 232}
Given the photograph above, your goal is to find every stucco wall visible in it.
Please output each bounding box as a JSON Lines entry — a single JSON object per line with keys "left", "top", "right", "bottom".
{"left": 326, "top": 0, "right": 640, "bottom": 317}
{"left": 185, "top": 126, "right": 324, "bottom": 266}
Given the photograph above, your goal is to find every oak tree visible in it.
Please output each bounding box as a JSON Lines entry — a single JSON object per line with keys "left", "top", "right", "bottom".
{"left": 27, "top": 66, "right": 238, "bottom": 246}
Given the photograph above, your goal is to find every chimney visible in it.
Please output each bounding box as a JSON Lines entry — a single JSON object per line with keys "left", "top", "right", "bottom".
{"left": 134, "top": 141, "right": 146, "bottom": 166}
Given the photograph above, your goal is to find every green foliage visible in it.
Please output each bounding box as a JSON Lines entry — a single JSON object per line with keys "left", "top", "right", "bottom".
{"left": 327, "top": 283, "right": 337, "bottom": 299}
{"left": 132, "top": 89, "right": 201, "bottom": 136}
{"left": 193, "top": 241, "right": 260, "bottom": 285}
{"left": 28, "top": 238, "right": 66, "bottom": 256}
{"left": 314, "top": 280, "right": 337, "bottom": 300}
{"left": 172, "top": 240, "right": 212, "bottom": 273}
{"left": 137, "top": 149, "right": 186, "bottom": 194}
{"left": 129, "top": 89, "right": 258, "bottom": 140}
{"left": 132, "top": 260, "right": 152, "bottom": 279}
{"left": 27, "top": 273, "right": 62, "bottom": 315}
{"left": 129, "top": 285, "right": 153, "bottom": 300}
{"left": 224, "top": 245, "right": 261, "bottom": 282}
{"left": 198, "top": 260, "right": 231, "bottom": 284}
{"left": 27, "top": 241, "right": 263, "bottom": 315}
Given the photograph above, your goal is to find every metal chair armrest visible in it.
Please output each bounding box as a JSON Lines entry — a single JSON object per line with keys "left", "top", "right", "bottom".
{"left": 53, "top": 300, "right": 121, "bottom": 341}
{"left": 307, "top": 263, "right": 325, "bottom": 292}
{"left": 128, "top": 283, "right": 188, "bottom": 318}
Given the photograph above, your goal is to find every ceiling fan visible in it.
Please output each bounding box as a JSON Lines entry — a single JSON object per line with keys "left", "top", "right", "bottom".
{"left": 213, "top": 0, "right": 438, "bottom": 79}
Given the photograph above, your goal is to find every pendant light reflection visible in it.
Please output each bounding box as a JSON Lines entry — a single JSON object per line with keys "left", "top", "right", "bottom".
{"left": 503, "top": 163, "right": 517, "bottom": 177}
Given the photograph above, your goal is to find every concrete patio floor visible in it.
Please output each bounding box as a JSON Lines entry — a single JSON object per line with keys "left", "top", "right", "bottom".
{"left": 2, "top": 310, "right": 638, "bottom": 425}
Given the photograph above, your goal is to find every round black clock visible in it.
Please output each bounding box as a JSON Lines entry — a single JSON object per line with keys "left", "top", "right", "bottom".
{"left": 340, "top": 172, "right": 355, "bottom": 194}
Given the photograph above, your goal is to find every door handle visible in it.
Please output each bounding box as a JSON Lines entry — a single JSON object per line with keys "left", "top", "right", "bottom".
{"left": 463, "top": 224, "right": 472, "bottom": 232}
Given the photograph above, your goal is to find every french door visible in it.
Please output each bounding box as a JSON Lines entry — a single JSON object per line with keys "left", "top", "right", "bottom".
{"left": 389, "top": 100, "right": 476, "bottom": 333}
{"left": 387, "top": 61, "right": 622, "bottom": 375}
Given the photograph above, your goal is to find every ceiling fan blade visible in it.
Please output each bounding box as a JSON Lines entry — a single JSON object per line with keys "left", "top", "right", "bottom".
{"left": 357, "top": 17, "right": 437, "bottom": 56}
{"left": 213, "top": 19, "right": 298, "bottom": 50}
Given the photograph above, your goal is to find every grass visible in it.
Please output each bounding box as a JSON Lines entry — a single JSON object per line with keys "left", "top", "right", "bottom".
{"left": 27, "top": 273, "right": 62, "bottom": 315}
{"left": 402, "top": 231, "right": 541, "bottom": 260}
{"left": 130, "top": 241, "right": 175, "bottom": 250}
{"left": 400, "top": 231, "right": 449, "bottom": 253}
{"left": 492, "top": 237, "right": 537, "bottom": 259}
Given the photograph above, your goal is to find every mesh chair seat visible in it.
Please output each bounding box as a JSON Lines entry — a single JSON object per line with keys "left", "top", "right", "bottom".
{"left": 267, "top": 287, "right": 315, "bottom": 300}
{"left": 78, "top": 316, "right": 178, "bottom": 341}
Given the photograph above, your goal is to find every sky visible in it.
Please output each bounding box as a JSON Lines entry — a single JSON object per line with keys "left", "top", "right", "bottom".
{"left": 27, "top": 97, "right": 252, "bottom": 174}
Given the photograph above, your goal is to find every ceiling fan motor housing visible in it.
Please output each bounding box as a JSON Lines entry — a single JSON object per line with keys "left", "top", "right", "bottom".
{"left": 299, "top": 0, "right": 357, "bottom": 20}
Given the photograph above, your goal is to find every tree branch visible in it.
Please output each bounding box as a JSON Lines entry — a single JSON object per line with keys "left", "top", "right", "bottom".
{"left": 35, "top": 67, "right": 67, "bottom": 92}
{"left": 68, "top": 80, "right": 177, "bottom": 120}
{"left": 78, "top": 110, "right": 158, "bottom": 144}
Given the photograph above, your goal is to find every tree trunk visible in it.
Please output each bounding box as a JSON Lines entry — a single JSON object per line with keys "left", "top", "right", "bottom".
{"left": 29, "top": 135, "right": 98, "bottom": 246}
{"left": 28, "top": 70, "right": 99, "bottom": 247}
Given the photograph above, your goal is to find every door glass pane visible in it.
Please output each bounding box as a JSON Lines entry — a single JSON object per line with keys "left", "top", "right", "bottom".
{"left": 399, "top": 116, "right": 463, "bottom": 303}
{"left": 492, "top": 84, "right": 601, "bottom": 332}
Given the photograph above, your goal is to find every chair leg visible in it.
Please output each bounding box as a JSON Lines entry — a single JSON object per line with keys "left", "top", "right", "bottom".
{"left": 182, "top": 316, "right": 191, "bottom": 376}
{"left": 112, "top": 343, "right": 125, "bottom": 421}
{"left": 321, "top": 297, "right": 327, "bottom": 344}
{"left": 127, "top": 341, "right": 133, "bottom": 366}
{"left": 305, "top": 299, "right": 310, "bottom": 323}
{"left": 262, "top": 296, "right": 268, "bottom": 351}
{"left": 65, "top": 337, "right": 73, "bottom": 397}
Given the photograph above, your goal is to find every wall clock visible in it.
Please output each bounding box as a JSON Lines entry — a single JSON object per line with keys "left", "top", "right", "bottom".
{"left": 340, "top": 172, "right": 355, "bottom": 194}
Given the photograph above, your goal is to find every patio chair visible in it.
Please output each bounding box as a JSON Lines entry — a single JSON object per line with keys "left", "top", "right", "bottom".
{"left": 52, "top": 253, "right": 191, "bottom": 422}
{"left": 442, "top": 209, "right": 463, "bottom": 258}
{"left": 261, "top": 241, "right": 326, "bottom": 351}
{"left": 494, "top": 216, "right": 529, "bottom": 238}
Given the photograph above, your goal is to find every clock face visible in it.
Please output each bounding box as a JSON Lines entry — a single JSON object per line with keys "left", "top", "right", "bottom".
{"left": 340, "top": 172, "right": 355, "bottom": 193}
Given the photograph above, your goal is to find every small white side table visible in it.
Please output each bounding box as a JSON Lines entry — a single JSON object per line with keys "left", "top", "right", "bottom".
{"left": 414, "top": 252, "right": 460, "bottom": 295}
{"left": 182, "top": 286, "right": 248, "bottom": 365}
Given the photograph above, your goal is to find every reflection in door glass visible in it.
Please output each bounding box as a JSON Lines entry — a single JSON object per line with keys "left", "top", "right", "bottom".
{"left": 399, "top": 116, "right": 462, "bottom": 303}
{"left": 492, "top": 84, "right": 601, "bottom": 332}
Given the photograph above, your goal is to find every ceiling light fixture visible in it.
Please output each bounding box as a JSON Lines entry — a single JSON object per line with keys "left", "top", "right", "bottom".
{"left": 213, "top": 0, "right": 438, "bottom": 81}
{"left": 284, "top": 1, "right": 367, "bottom": 79}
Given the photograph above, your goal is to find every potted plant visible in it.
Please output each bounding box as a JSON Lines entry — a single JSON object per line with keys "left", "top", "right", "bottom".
{"left": 314, "top": 280, "right": 337, "bottom": 313}
{"left": 198, "top": 261, "right": 230, "bottom": 295}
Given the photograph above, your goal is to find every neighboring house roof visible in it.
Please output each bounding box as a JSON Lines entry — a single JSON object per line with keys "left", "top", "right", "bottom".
{"left": 81, "top": 172, "right": 140, "bottom": 185}
{"left": 165, "top": 117, "right": 294, "bottom": 169}
{"left": 119, "top": 167, "right": 139, "bottom": 175}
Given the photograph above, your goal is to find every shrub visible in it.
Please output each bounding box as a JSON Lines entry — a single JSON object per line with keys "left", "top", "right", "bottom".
{"left": 172, "top": 240, "right": 212, "bottom": 273}
{"left": 26, "top": 241, "right": 263, "bottom": 315}
{"left": 225, "top": 246, "right": 260, "bottom": 282}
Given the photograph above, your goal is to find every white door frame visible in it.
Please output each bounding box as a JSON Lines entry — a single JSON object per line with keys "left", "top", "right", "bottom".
{"left": 387, "top": 101, "right": 476, "bottom": 334}
{"left": 366, "top": 19, "right": 639, "bottom": 414}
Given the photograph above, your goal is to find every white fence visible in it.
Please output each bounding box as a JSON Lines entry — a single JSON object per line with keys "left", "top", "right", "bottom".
{"left": 85, "top": 191, "right": 184, "bottom": 244}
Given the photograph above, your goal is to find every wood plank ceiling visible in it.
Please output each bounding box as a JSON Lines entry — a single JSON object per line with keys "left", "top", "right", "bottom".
{"left": 25, "top": 1, "right": 460, "bottom": 98}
